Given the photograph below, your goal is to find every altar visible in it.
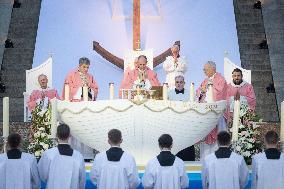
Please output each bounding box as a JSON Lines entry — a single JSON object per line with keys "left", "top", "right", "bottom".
{"left": 53, "top": 99, "right": 226, "bottom": 164}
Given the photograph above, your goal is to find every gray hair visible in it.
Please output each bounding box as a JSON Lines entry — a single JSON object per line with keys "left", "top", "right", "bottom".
{"left": 79, "top": 57, "right": 90, "bottom": 65}
{"left": 175, "top": 75, "right": 184, "bottom": 81}
{"left": 171, "top": 44, "right": 180, "bottom": 51}
{"left": 38, "top": 74, "right": 47, "bottom": 80}
{"left": 206, "top": 61, "right": 216, "bottom": 69}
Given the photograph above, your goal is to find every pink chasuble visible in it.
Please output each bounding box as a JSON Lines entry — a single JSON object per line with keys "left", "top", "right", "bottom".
{"left": 119, "top": 67, "right": 160, "bottom": 97}
{"left": 27, "top": 89, "right": 60, "bottom": 111}
{"left": 225, "top": 82, "right": 256, "bottom": 121}
{"left": 196, "top": 72, "right": 227, "bottom": 144}
{"left": 62, "top": 69, "right": 99, "bottom": 101}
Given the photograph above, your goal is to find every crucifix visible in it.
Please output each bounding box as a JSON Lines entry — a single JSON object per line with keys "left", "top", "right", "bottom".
{"left": 93, "top": 0, "right": 180, "bottom": 69}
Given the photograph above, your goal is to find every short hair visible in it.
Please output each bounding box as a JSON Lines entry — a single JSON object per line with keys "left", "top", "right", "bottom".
{"left": 175, "top": 75, "right": 184, "bottom": 81}
{"left": 108, "top": 129, "right": 122, "bottom": 144}
{"left": 206, "top": 61, "right": 216, "bottom": 69}
{"left": 56, "top": 124, "right": 70, "bottom": 140}
{"left": 264, "top": 131, "right": 279, "bottom": 145}
{"left": 232, "top": 68, "right": 243, "bottom": 76}
{"left": 137, "top": 55, "right": 147, "bottom": 62}
{"left": 38, "top": 74, "right": 47, "bottom": 79}
{"left": 158, "top": 134, "right": 173, "bottom": 148}
{"left": 8, "top": 133, "right": 22, "bottom": 148}
{"left": 217, "top": 131, "right": 231, "bottom": 146}
{"left": 79, "top": 57, "right": 90, "bottom": 65}
{"left": 171, "top": 44, "right": 180, "bottom": 51}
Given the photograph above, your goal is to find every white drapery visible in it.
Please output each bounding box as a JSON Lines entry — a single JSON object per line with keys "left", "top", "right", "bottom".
{"left": 56, "top": 99, "right": 226, "bottom": 164}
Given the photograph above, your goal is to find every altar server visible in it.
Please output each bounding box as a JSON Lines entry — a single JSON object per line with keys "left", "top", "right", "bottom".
{"left": 90, "top": 129, "right": 140, "bottom": 189}
{"left": 196, "top": 61, "right": 227, "bottom": 159}
{"left": 27, "top": 74, "right": 60, "bottom": 111}
{"left": 202, "top": 131, "right": 248, "bottom": 189}
{"left": 62, "top": 57, "right": 99, "bottom": 101}
{"left": 142, "top": 134, "right": 189, "bottom": 189}
{"left": 0, "top": 133, "right": 41, "bottom": 189}
{"left": 163, "top": 44, "right": 187, "bottom": 89}
{"left": 38, "top": 124, "right": 86, "bottom": 189}
{"left": 251, "top": 131, "right": 284, "bottom": 189}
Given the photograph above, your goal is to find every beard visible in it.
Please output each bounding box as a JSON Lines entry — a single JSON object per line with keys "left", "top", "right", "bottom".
{"left": 233, "top": 79, "right": 243, "bottom": 85}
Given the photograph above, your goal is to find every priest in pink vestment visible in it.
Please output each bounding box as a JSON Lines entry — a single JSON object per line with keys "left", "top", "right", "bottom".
{"left": 196, "top": 61, "right": 227, "bottom": 159}
{"left": 226, "top": 68, "right": 256, "bottom": 121}
{"left": 27, "top": 74, "right": 60, "bottom": 111}
{"left": 62, "top": 57, "right": 99, "bottom": 102}
{"left": 119, "top": 55, "right": 160, "bottom": 97}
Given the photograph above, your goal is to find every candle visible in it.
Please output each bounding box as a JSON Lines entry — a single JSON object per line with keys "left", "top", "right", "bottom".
{"left": 83, "top": 86, "right": 88, "bottom": 101}
{"left": 2, "top": 97, "right": 9, "bottom": 138}
{"left": 281, "top": 101, "right": 284, "bottom": 141}
{"left": 232, "top": 100, "right": 240, "bottom": 141}
{"left": 190, "top": 82, "right": 195, "bottom": 102}
{"left": 163, "top": 83, "right": 168, "bottom": 100}
{"left": 207, "top": 84, "right": 214, "bottom": 103}
{"left": 64, "top": 84, "right": 69, "bottom": 101}
{"left": 109, "top": 83, "right": 114, "bottom": 100}
{"left": 50, "top": 99, "right": 57, "bottom": 138}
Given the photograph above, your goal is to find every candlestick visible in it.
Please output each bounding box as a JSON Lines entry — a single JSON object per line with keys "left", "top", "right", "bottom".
{"left": 280, "top": 101, "right": 284, "bottom": 141}
{"left": 64, "top": 84, "right": 70, "bottom": 101}
{"left": 232, "top": 100, "right": 240, "bottom": 141}
{"left": 207, "top": 84, "right": 214, "bottom": 103}
{"left": 190, "top": 82, "right": 195, "bottom": 102}
{"left": 2, "top": 97, "right": 9, "bottom": 138}
{"left": 83, "top": 86, "right": 88, "bottom": 101}
{"left": 50, "top": 99, "right": 57, "bottom": 139}
{"left": 109, "top": 83, "right": 114, "bottom": 100}
{"left": 163, "top": 83, "right": 168, "bottom": 100}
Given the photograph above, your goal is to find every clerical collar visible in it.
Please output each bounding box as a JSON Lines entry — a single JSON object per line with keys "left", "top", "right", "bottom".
{"left": 231, "top": 81, "right": 247, "bottom": 88}
{"left": 7, "top": 149, "right": 22, "bottom": 159}
{"left": 265, "top": 148, "right": 281, "bottom": 159}
{"left": 57, "top": 144, "right": 73, "bottom": 156}
{"left": 175, "top": 88, "right": 184, "bottom": 94}
{"left": 215, "top": 147, "right": 232, "bottom": 159}
{"left": 106, "top": 147, "right": 124, "bottom": 162}
{"left": 157, "top": 151, "right": 175, "bottom": 166}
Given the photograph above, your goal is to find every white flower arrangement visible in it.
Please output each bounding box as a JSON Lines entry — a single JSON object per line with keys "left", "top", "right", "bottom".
{"left": 27, "top": 103, "right": 55, "bottom": 158}
{"left": 231, "top": 104, "right": 262, "bottom": 165}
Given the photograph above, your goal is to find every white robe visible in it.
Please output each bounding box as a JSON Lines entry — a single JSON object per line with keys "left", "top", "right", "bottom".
{"left": 37, "top": 147, "right": 85, "bottom": 189}
{"left": 0, "top": 152, "right": 41, "bottom": 189}
{"left": 202, "top": 152, "right": 248, "bottom": 189}
{"left": 163, "top": 56, "right": 187, "bottom": 89}
{"left": 142, "top": 157, "right": 189, "bottom": 189}
{"left": 90, "top": 151, "right": 140, "bottom": 189}
{"left": 251, "top": 152, "right": 284, "bottom": 189}
{"left": 168, "top": 89, "right": 189, "bottom": 101}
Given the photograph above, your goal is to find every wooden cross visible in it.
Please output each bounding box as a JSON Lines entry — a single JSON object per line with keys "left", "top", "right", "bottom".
{"left": 93, "top": 1, "right": 180, "bottom": 69}
{"left": 133, "top": 0, "right": 140, "bottom": 50}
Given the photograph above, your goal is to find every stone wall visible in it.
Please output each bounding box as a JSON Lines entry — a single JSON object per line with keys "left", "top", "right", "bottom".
{"left": 0, "top": 0, "right": 42, "bottom": 121}
{"left": 233, "top": 0, "right": 280, "bottom": 122}
{"left": 261, "top": 0, "right": 284, "bottom": 117}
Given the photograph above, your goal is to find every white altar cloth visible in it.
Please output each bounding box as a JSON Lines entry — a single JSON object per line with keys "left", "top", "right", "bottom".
{"left": 55, "top": 99, "right": 226, "bottom": 164}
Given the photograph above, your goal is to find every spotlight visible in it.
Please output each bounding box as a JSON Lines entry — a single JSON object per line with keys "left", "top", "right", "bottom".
{"left": 266, "top": 83, "right": 275, "bottom": 93}
{"left": 259, "top": 39, "right": 268, "bottom": 49}
{"left": 0, "top": 83, "right": 5, "bottom": 93}
{"left": 253, "top": 1, "right": 262, "bottom": 9}
{"left": 5, "top": 39, "right": 14, "bottom": 48}
{"left": 13, "top": 0, "right": 21, "bottom": 8}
